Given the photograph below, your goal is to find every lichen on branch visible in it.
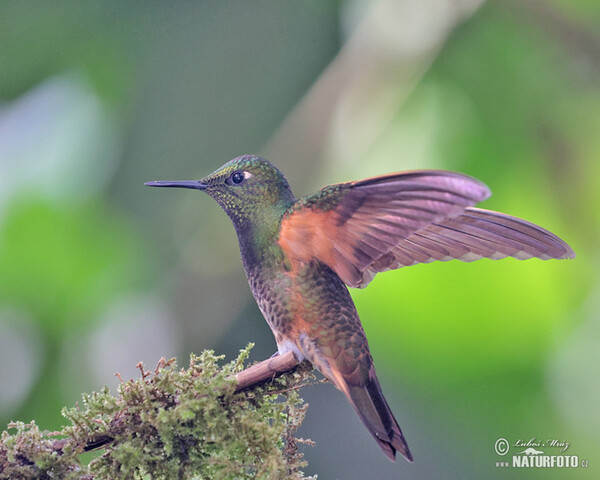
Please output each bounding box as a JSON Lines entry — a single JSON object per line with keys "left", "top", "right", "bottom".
{"left": 0, "top": 345, "right": 318, "bottom": 480}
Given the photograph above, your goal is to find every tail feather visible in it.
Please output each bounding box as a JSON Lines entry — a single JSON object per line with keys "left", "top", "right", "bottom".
{"left": 306, "top": 341, "right": 412, "bottom": 462}
{"left": 346, "top": 378, "right": 413, "bottom": 462}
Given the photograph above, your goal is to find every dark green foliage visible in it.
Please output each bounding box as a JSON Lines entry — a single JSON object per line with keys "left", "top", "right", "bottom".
{"left": 0, "top": 346, "right": 317, "bottom": 480}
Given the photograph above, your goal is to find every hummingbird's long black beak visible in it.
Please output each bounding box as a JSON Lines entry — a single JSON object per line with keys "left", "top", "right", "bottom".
{"left": 144, "top": 180, "right": 207, "bottom": 190}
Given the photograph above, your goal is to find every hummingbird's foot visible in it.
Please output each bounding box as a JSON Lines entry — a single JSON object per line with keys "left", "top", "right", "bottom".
{"left": 270, "top": 351, "right": 280, "bottom": 359}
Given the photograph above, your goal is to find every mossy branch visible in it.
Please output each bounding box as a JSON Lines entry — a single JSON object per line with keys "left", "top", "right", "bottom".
{"left": 0, "top": 345, "right": 320, "bottom": 480}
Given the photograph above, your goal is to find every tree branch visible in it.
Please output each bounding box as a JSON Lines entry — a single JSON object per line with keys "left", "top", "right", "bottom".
{"left": 234, "top": 351, "right": 300, "bottom": 392}
{"left": 49, "top": 351, "right": 303, "bottom": 454}
{"left": 67, "top": 351, "right": 303, "bottom": 453}
{"left": 0, "top": 347, "right": 315, "bottom": 480}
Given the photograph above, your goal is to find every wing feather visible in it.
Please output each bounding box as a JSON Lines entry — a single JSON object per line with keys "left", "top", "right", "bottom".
{"left": 278, "top": 170, "right": 574, "bottom": 287}
{"left": 362, "top": 207, "right": 575, "bottom": 279}
{"left": 278, "top": 170, "right": 491, "bottom": 286}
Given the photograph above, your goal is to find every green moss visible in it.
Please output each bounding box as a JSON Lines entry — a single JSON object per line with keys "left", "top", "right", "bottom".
{"left": 0, "top": 346, "right": 317, "bottom": 480}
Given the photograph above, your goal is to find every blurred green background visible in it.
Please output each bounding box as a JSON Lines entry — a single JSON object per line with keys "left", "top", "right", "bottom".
{"left": 0, "top": 1, "right": 598, "bottom": 478}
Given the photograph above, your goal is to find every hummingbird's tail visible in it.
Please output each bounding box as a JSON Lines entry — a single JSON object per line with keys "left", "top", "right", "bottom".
{"left": 344, "top": 374, "right": 413, "bottom": 462}
{"left": 301, "top": 338, "right": 412, "bottom": 462}
{"left": 320, "top": 356, "right": 412, "bottom": 462}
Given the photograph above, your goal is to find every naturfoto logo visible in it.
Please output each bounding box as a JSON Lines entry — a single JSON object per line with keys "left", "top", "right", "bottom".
{"left": 494, "top": 437, "right": 590, "bottom": 469}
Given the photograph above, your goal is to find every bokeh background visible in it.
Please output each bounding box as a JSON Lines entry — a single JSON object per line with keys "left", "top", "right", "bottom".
{"left": 1, "top": 1, "right": 598, "bottom": 478}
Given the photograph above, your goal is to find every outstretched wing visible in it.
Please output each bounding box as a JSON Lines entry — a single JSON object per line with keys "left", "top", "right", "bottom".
{"left": 361, "top": 207, "right": 575, "bottom": 284}
{"left": 278, "top": 170, "right": 491, "bottom": 287}
{"left": 278, "top": 171, "right": 574, "bottom": 288}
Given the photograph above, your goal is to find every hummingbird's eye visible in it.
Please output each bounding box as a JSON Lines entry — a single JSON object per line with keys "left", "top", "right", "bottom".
{"left": 225, "top": 170, "right": 252, "bottom": 186}
{"left": 229, "top": 171, "right": 245, "bottom": 185}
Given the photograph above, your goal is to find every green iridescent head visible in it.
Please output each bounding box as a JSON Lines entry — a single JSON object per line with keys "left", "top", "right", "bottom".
{"left": 146, "top": 155, "right": 296, "bottom": 232}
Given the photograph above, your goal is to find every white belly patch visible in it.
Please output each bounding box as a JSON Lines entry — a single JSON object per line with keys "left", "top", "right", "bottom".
{"left": 277, "top": 339, "right": 305, "bottom": 361}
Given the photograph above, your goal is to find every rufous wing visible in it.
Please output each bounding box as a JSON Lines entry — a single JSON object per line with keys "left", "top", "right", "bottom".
{"left": 278, "top": 171, "right": 574, "bottom": 288}
{"left": 363, "top": 207, "right": 575, "bottom": 283}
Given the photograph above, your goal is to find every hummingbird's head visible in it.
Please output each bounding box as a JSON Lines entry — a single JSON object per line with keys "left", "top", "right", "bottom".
{"left": 145, "top": 155, "right": 295, "bottom": 231}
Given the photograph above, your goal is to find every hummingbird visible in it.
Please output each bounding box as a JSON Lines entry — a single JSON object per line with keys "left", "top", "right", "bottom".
{"left": 146, "top": 155, "right": 574, "bottom": 462}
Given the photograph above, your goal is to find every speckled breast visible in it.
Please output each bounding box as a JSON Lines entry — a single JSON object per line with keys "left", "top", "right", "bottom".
{"left": 244, "top": 258, "right": 371, "bottom": 366}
